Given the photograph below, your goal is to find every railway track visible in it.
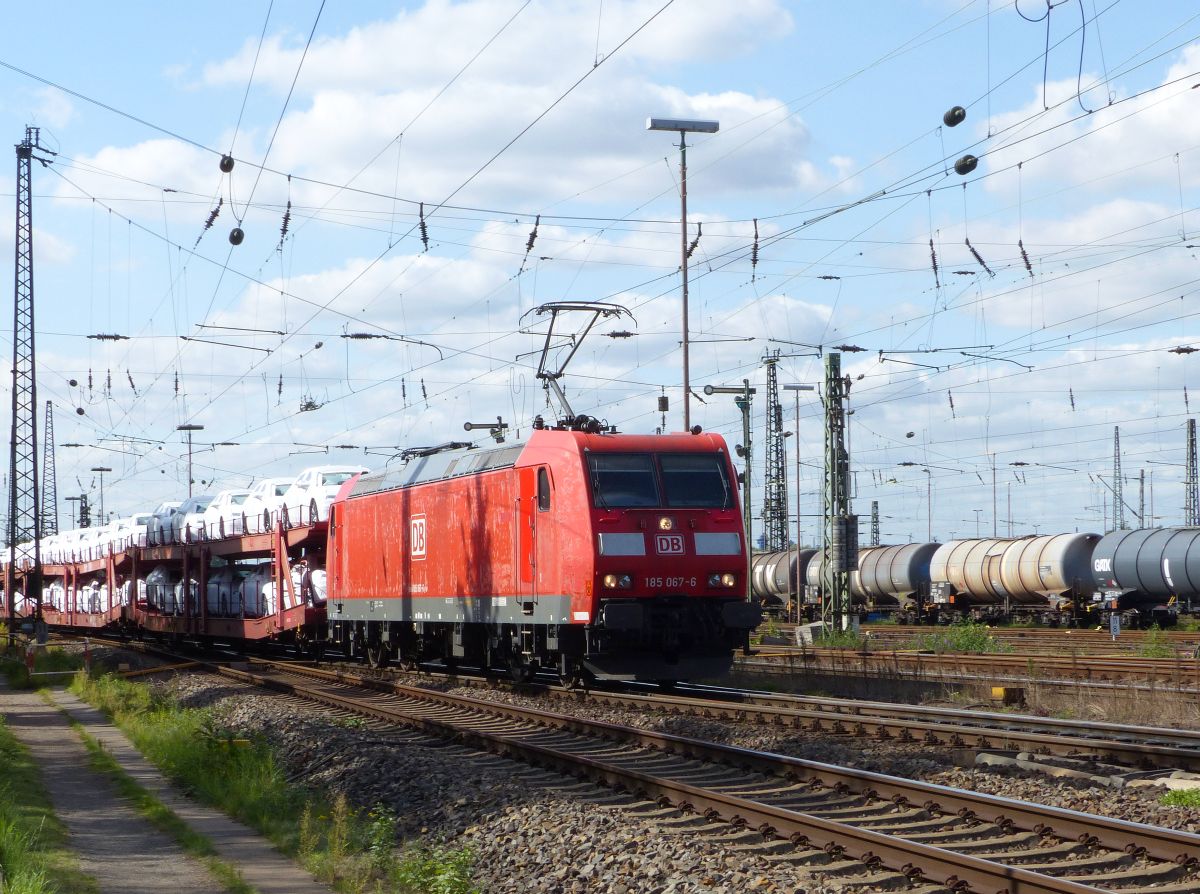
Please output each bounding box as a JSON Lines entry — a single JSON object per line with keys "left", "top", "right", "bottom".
{"left": 71, "top": 634, "right": 1200, "bottom": 773}
{"left": 528, "top": 683, "right": 1200, "bottom": 775}
{"left": 739, "top": 647, "right": 1200, "bottom": 687}
{"left": 203, "top": 657, "right": 1200, "bottom": 893}
{"left": 766, "top": 624, "right": 1200, "bottom": 657}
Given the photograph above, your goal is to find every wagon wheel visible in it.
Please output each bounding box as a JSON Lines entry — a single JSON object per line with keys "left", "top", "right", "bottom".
{"left": 295, "top": 629, "right": 325, "bottom": 663}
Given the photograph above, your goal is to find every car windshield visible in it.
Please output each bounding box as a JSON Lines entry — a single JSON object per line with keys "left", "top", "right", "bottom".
{"left": 231, "top": 494, "right": 249, "bottom": 505}
{"left": 321, "top": 472, "right": 357, "bottom": 486}
{"left": 274, "top": 484, "right": 290, "bottom": 495}
{"left": 587, "top": 452, "right": 732, "bottom": 509}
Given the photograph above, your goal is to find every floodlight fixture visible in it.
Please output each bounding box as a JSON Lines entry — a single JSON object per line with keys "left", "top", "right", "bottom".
{"left": 646, "top": 118, "right": 720, "bottom": 134}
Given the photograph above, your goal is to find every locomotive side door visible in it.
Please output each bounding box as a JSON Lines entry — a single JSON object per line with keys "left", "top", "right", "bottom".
{"left": 517, "top": 467, "right": 537, "bottom": 603}
{"left": 517, "top": 466, "right": 556, "bottom": 606}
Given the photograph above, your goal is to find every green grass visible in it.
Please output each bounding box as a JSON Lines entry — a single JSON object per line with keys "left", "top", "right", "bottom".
{"left": 1136, "top": 625, "right": 1176, "bottom": 659}
{"left": 71, "top": 673, "right": 478, "bottom": 893}
{"left": 0, "top": 716, "right": 99, "bottom": 894}
{"left": 910, "top": 621, "right": 1014, "bottom": 654}
{"left": 1161, "top": 789, "right": 1200, "bottom": 807}
{"left": 1, "top": 646, "right": 84, "bottom": 689}
{"left": 815, "top": 628, "right": 869, "bottom": 649}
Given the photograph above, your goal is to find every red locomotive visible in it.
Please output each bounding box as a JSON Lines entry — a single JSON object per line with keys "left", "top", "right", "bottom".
{"left": 327, "top": 423, "right": 759, "bottom": 684}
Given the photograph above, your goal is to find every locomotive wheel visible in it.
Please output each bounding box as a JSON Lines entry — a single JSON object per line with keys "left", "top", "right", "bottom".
{"left": 508, "top": 656, "right": 536, "bottom": 684}
{"left": 558, "top": 658, "right": 590, "bottom": 690}
{"left": 366, "top": 640, "right": 390, "bottom": 669}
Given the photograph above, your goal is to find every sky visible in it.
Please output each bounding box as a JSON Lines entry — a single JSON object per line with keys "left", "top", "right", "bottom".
{"left": 3, "top": 0, "right": 1200, "bottom": 546}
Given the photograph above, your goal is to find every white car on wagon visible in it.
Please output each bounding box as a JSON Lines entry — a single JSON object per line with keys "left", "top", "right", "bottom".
{"left": 241, "top": 476, "right": 296, "bottom": 534}
{"left": 201, "top": 488, "right": 253, "bottom": 538}
{"left": 281, "top": 465, "right": 367, "bottom": 525}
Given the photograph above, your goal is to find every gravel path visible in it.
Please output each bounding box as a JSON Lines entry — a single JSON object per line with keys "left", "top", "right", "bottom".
{"left": 155, "top": 668, "right": 1200, "bottom": 891}
{"left": 0, "top": 682, "right": 219, "bottom": 894}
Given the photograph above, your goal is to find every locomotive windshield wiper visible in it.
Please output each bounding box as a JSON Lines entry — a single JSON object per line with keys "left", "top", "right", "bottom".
{"left": 591, "top": 472, "right": 610, "bottom": 510}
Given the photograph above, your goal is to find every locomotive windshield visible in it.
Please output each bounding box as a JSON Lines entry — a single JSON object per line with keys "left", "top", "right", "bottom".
{"left": 587, "top": 454, "right": 659, "bottom": 507}
{"left": 660, "top": 453, "right": 732, "bottom": 508}
{"left": 587, "top": 452, "right": 732, "bottom": 509}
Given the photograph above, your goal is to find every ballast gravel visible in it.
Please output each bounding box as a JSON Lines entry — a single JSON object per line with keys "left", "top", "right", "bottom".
{"left": 153, "top": 669, "right": 1200, "bottom": 891}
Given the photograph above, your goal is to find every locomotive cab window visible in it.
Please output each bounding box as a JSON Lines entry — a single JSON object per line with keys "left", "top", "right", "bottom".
{"left": 660, "top": 453, "right": 733, "bottom": 508}
{"left": 537, "top": 467, "right": 551, "bottom": 511}
{"left": 587, "top": 454, "right": 659, "bottom": 507}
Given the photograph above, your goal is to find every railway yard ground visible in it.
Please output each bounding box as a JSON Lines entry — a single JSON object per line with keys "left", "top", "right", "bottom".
{"left": 7, "top": 632, "right": 1200, "bottom": 893}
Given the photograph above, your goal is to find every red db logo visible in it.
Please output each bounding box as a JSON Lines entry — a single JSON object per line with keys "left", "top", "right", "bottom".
{"left": 655, "top": 534, "right": 684, "bottom": 555}
{"left": 410, "top": 515, "right": 427, "bottom": 559}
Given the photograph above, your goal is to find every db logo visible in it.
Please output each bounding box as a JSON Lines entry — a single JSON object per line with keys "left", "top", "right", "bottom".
{"left": 410, "top": 515, "right": 427, "bottom": 559}
{"left": 655, "top": 533, "right": 685, "bottom": 555}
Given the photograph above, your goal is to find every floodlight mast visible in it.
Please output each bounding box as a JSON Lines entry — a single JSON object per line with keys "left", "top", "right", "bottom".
{"left": 647, "top": 116, "right": 719, "bottom": 432}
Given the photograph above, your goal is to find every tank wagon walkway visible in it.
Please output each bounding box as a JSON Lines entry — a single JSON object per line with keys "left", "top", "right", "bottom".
{"left": 0, "top": 683, "right": 334, "bottom": 894}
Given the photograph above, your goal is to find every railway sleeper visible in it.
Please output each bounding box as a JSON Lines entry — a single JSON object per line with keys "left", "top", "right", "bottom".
{"left": 902, "top": 824, "right": 1016, "bottom": 845}
{"left": 938, "top": 831, "right": 1044, "bottom": 853}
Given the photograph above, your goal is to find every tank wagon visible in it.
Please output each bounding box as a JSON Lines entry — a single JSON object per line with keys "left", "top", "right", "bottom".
{"left": 751, "top": 529, "right": 1200, "bottom": 627}
{"left": 928, "top": 534, "right": 1100, "bottom": 623}
{"left": 750, "top": 548, "right": 817, "bottom": 610}
{"left": 1090, "top": 528, "right": 1199, "bottom": 626}
{"left": 326, "top": 427, "right": 759, "bottom": 683}
{"left": 749, "top": 544, "right": 937, "bottom": 620}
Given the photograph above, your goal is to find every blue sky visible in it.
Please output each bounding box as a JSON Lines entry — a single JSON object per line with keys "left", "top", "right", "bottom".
{"left": 3, "top": 0, "right": 1200, "bottom": 545}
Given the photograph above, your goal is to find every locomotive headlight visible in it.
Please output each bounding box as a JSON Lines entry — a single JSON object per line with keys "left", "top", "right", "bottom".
{"left": 721, "top": 573, "right": 737, "bottom": 588}
{"left": 658, "top": 516, "right": 673, "bottom": 531}
{"left": 603, "top": 573, "right": 634, "bottom": 589}
{"left": 707, "top": 573, "right": 721, "bottom": 587}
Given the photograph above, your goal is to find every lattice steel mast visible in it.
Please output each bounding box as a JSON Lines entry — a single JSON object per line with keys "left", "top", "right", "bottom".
{"left": 1187, "top": 418, "right": 1198, "bottom": 527}
{"left": 7, "top": 126, "right": 49, "bottom": 629}
{"left": 40, "top": 401, "right": 57, "bottom": 537}
{"left": 1112, "top": 426, "right": 1125, "bottom": 531}
{"left": 821, "top": 352, "right": 856, "bottom": 632}
{"left": 761, "top": 349, "right": 789, "bottom": 551}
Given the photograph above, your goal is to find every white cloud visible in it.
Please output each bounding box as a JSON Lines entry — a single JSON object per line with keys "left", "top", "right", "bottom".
{"left": 33, "top": 87, "right": 74, "bottom": 129}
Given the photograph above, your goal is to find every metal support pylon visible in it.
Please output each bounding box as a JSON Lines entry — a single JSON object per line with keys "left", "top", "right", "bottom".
{"left": 821, "top": 352, "right": 855, "bottom": 632}
{"left": 40, "top": 401, "right": 57, "bottom": 538}
{"left": 7, "top": 126, "right": 49, "bottom": 634}
{"left": 1187, "top": 419, "right": 1198, "bottom": 527}
{"left": 761, "top": 349, "right": 788, "bottom": 551}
